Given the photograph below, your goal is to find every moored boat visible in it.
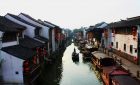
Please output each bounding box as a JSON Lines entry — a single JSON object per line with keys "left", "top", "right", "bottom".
{"left": 82, "top": 50, "right": 92, "bottom": 60}
{"left": 72, "top": 52, "right": 79, "bottom": 61}
{"left": 85, "top": 44, "right": 98, "bottom": 52}
{"left": 91, "top": 51, "right": 116, "bottom": 71}
{"left": 72, "top": 48, "right": 79, "bottom": 61}
{"left": 101, "top": 66, "right": 139, "bottom": 85}
{"left": 111, "top": 75, "right": 140, "bottom": 85}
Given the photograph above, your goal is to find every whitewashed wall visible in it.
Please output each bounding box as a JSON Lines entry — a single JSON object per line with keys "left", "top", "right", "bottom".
{"left": 52, "top": 29, "right": 56, "bottom": 52}
{"left": 101, "top": 29, "right": 112, "bottom": 48}
{"left": 0, "top": 31, "right": 3, "bottom": 41}
{"left": 43, "top": 22, "right": 58, "bottom": 52}
{"left": 5, "top": 15, "right": 36, "bottom": 38}
{"left": 112, "top": 34, "right": 137, "bottom": 57}
{"left": 0, "top": 31, "right": 3, "bottom": 63}
{"left": 101, "top": 36, "right": 108, "bottom": 48}
{"left": 1, "top": 51, "right": 24, "bottom": 83}
{"left": 18, "top": 14, "right": 49, "bottom": 39}
{"left": 137, "top": 25, "right": 140, "bottom": 36}
{"left": 107, "top": 28, "right": 113, "bottom": 48}
{"left": 2, "top": 41, "right": 18, "bottom": 47}
{"left": 18, "top": 14, "right": 50, "bottom": 54}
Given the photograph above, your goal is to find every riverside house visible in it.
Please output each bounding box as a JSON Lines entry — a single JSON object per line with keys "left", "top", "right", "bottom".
{"left": 5, "top": 13, "right": 49, "bottom": 58}
{"left": 0, "top": 16, "right": 45, "bottom": 84}
{"left": 44, "top": 21, "right": 65, "bottom": 54}
{"left": 18, "top": 13, "right": 50, "bottom": 55}
{"left": 103, "top": 16, "right": 140, "bottom": 64}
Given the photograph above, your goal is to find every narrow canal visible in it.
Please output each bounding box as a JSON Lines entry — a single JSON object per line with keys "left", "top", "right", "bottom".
{"left": 36, "top": 43, "right": 103, "bottom": 85}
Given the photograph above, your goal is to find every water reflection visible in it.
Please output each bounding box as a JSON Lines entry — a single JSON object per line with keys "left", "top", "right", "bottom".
{"left": 36, "top": 43, "right": 103, "bottom": 85}
{"left": 92, "top": 64, "right": 103, "bottom": 82}
{"left": 36, "top": 54, "right": 63, "bottom": 85}
{"left": 60, "top": 43, "right": 102, "bottom": 85}
{"left": 72, "top": 56, "right": 79, "bottom": 65}
{"left": 72, "top": 60, "right": 79, "bottom": 65}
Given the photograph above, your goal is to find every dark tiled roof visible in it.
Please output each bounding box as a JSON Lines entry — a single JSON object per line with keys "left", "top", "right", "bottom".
{"left": 38, "top": 19, "right": 52, "bottom": 28}
{"left": 7, "top": 13, "right": 41, "bottom": 28}
{"left": 86, "top": 26, "right": 94, "bottom": 31}
{"left": 19, "top": 36, "right": 44, "bottom": 49}
{"left": 0, "top": 24, "right": 18, "bottom": 32}
{"left": 94, "top": 22, "right": 106, "bottom": 28}
{"left": 20, "top": 13, "right": 62, "bottom": 30}
{"left": 8, "top": 13, "right": 41, "bottom": 27}
{"left": 0, "top": 16, "right": 26, "bottom": 30}
{"left": 87, "top": 22, "right": 107, "bottom": 32}
{"left": 35, "top": 36, "right": 49, "bottom": 42}
{"left": 19, "top": 13, "right": 47, "bottom": 26}
{"left": 127, "top": 16, "right": 140, "bottom": 21}
{"left": 112, "top": 75, "right": 140, "bottom": 85}
{"left": 44, "top": 20, "right": 59, "bottom": 28}
{"left": 108, "top": 17, "right": 140, "bottom": 28}
{"left": 1, "top": 45, "right": 35, "bottom": 60}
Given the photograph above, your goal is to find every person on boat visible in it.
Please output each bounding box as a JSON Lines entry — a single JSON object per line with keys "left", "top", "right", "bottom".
{"left": 74, "top": 48, "right": 76, "bottom": 53}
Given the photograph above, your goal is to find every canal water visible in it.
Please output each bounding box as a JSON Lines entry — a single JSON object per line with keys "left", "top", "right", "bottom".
{"left": 36, "top": 43, "right": 103, "bottom": 85}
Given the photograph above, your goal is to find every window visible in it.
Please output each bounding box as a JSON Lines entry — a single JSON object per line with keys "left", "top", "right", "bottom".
{"left": 124, "top": 44, "right": 126, "bottom": 51}
{"left": 35, "top": 28, "right": 40, "bottom": 36}
{"left": 135, "top": 49, "right": 137, "bottom": 53}
{"left": 116, "top": 42, "right": 118, "bottom": 48}
{"left": 111, "top": 42, "right": 113, "bottom": 46}
{"left": 130, "top": 45, "right": 133, "bottom": 54}
{"left": 2, "top": 32, "right": 17, "bottom": 42}
{"left": 15, "top": 71, "right": 19, "bottom": 75}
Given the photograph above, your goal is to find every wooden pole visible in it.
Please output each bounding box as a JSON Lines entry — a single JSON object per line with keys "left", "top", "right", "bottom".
{"left": 137, "top": 70, "right": 140, "bottom": 78}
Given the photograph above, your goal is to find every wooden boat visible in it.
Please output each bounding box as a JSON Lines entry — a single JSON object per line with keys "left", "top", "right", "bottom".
{"left": 111, "top": 75, "right": 140, "bottom": 85}
{"left": 82, "top": 50, "right": 92, "bottom": 60}
{"left": 85, "top": 44, "right": 98, "bottom": 52}
{"left": 72, "top": 52, "right": 79, "bottom": 61}
{"left": 72, "top": 52, "right": 79, "bottom": 57}
{"left": 91, "top": 51, "right": 116, "bottom": 71}
{"left": 101, "top": 66, "right": 140, "bottom": 85}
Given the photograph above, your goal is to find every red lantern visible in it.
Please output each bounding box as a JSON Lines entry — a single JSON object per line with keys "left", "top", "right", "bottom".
{"left": 24, "top": 68, "right": 30, "bottom": 72}
{"left": 43, "top": 47, "right": 47, "bottom": 56}
{"left": 36, "top": 47, "right": 39, "bottom": 54}
{"left": 134, "top": 56, "right": 138, "bottom": 61}
{"left": 40, "top": 48, "right": 44, "bottom": 56}
{"left": 33, "top": 56, "right": 37, "bottom": 64}
{"left": 23, "top": 61, "right": 30, "bottom": 73}
{"left": 108, "top": 45, "right": 112, "bottom": 48}
{"left": 24, "top": 61, "right": 29, "bottom": 66}
{"left": 132, "top": 27, "right": 137, "bottom": 40}
{"left": 112, "top": 29, "right": 115, "bottom": 37}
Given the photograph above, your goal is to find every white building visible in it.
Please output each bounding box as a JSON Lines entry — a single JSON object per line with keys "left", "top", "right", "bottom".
{"left": 18, "top": 13, "right": 49, "bottom": 39}
{"left": 5, "top": 13, "right": 38, "bottom": 38}
{"left": 0, "top": 16, "right": 26, "bottom": 83}
{"left": 43, "top": 21, "right": 59, "bottom": 52}
{"left": 0, "top": 16, "right": 26, "bottom": 48}
{"left": 1, "top": 45, "right": 34, "bottom": 83}
{"left": 1, "top": 36, "right": 44, "bottom": 83}
{"left": 18, "top": 13, "right": 50, "bottom": 54}
{"left": 5, "top": 13, "right": 49, "bottom": 48}
{"left": 0, "top": 16, "right": 44, "bottom": 83}
{"left": 104, "top": 16, "right": 140, "bottom": 64}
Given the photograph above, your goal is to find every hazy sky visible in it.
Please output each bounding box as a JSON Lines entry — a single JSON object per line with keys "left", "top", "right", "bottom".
{"left": 0, "top": 0, "right": 140, "bottom": 29}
